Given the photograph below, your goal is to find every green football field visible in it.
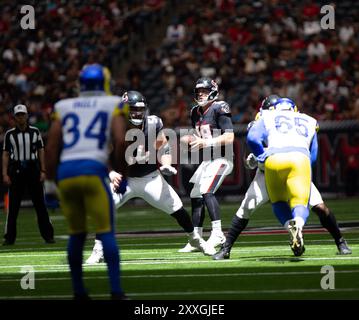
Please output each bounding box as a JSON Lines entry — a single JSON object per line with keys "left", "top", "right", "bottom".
{"left": 0, "top": 198, "right": 358, "bottom": 300}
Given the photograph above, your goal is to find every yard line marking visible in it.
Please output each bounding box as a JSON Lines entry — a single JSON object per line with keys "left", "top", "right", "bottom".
{"left": 1, "top": 239, "right": 358, "bottom": 253}
{"left": 1, "top": 269, "right": 359, "bottom": 282}
{"left": 1, "top": 244, "right": 358, "bottom": 258}
{"left": 1, "top": 288, "right": 359, "bottom": 299}
{"left": 1, "top": 255, "right": 359, "bottom": 270}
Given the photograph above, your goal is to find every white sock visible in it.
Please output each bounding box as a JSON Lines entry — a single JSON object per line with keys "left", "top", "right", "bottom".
{"left": 293, "top": 217, "right": 305, "bottom": 229}
{"left": 94, "top": 239, "right": 103, "bottom": 251}
{"left": 211, "top": 220, "right": 222, "bottom": 234}
{"left": 194, "top": 227, "right": 203, "bottom": 237}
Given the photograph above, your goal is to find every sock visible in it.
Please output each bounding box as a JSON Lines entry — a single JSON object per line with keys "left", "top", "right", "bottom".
{"left": 272, "top": 202, "right": 292, "bottom": 225}
{"left": 211, "top": 220, "right": 222, "bottom": 234}
{"left": 194, "top": 227, "right": 203, "bottom": 237}
{"left": 225, "top": 216, "right": 249, "bottom": 248}
{"left": 191, "top": 197, "right": 205, "bottom": 227}
{"left": 171, "top": 207, "right": 194, "bottom": 233}
{"left": 94, "top": 239, "right": 103, "bottom": 251}
{"left": 97, "top": 232, "right": 122, "bottom": 295}
{"left": 202, "top": 193, "right": 221, "bottom": 221}
{"left": 292, "top": 205, "right": 309, "bottom": 226}
{"left": 312, "top": 207, "right": 342, "bottom": 244}
{"left": 67, "top": 233, "right": 87, "bottom": 295}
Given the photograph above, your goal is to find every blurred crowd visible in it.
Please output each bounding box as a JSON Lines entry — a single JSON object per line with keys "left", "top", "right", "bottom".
{"left": 129, "top": 0, "right": 359, "bottom": 127}
{"left": 0, "top": 0, "right": 166, "bottom": 137}
{"left": 1, "top": 0, "right": 359, "bottom": 136}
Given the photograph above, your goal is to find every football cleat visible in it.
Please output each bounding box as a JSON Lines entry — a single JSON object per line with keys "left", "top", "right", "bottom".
{"left": 206, "top": 231, "right": 226, "bottom": 249}
{"left": 336, "top": 238, "right": 352, "bottom": 255}
{"left": 212, "top": 244, "right": 232, "bottom": 260}
{"left": 189, "top": 235, "right": 216, "bottom": 256}
{"left": 85, "top": 248, "right": 104, "bottom": 264}
{"left": 178, "top": 241, "right": 201, "bottom": 253}
{"left": 288, "top": 220, "right": 305, "bottom": 257}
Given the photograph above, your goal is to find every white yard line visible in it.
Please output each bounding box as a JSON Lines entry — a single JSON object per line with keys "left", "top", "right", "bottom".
{"left": 2, "top": 245, "right": 358, "bottom": 258}
{"left": 1, "top": 269, "right": 359, "bottom": 282}
{"left": 1, "top": 255, "right": 359, "bottom": 271}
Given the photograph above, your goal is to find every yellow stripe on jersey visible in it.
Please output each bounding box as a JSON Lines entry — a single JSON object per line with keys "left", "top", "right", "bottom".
{"left": 103, "top": 67, "right": 112, "bottom": 95}
{"left": 51, "top": 111, "right": 60, "bottom": 121}
{"left": 113, "top": 101, "right": 130, "bottom": 119}
{"left": 58, "top": 175, "right": 113, "bottom": 234}
{"left": 264, "top": 152, "right": 311, "bottom": 208}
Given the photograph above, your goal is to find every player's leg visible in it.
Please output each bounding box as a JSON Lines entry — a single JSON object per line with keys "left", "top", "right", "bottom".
{"left": 200, "top": 159, "right": 233, "bottom": 248}
{"left": 264, "top": 153, "right": 305, "bottom": 256}
{"left": 213, "top": 169, "right": 269, "bottom": 260}
{"left": 286, "top": 153, "right": 311, "bottom": 256}
{"left": 310, "top": 184, "right": 351, "bottom": 254}
{"left": 178, "top": 185, "right": 205, "bottom": 252}
{"left": 84, "top": 175, "right": 125, "bottom": 298}
{"left": 58, "top": 177, "right": 88, "bottom": 298}
{"left": 86, "top": 179, "right": 135, "bottom": 264}
{"left": 142, "top": 171, "right": 215, "bottom": 255}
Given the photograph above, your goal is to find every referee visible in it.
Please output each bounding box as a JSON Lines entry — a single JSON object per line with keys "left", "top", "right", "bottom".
{"left": 2, "top": 104, "right": 54, "bottom": 245}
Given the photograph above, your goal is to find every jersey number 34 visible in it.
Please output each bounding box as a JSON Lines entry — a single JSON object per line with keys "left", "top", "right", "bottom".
{"left": 62, "top": 112, "right": 108, "bottom": 149}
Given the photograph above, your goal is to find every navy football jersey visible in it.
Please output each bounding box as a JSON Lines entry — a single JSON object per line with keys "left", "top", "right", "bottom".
{"left": 128, "top": 115, "right": 163, "bottom": 177}
{"left": 190, "top": 101, "right": 233, "bottom": 159}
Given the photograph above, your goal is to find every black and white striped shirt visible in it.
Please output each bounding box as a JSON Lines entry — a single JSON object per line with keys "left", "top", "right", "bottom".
{"left": 3, "top": 126, "right": 44, "bottom": 163}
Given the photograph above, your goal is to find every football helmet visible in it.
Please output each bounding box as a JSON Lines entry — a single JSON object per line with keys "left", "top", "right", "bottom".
{"left": 274, "top": 97, "right": 297, "bottom": 112}
{"left": 194, "top": 77, "right": 219, "bottom": 107}
{"left": 122, "top": 90, "right": 147, "bottom": 126}
{"left": 260, "top": 94, "right": 280, "bottom": 111}
{"left": 79, "top": 64, "right": 111, "bottom": 94}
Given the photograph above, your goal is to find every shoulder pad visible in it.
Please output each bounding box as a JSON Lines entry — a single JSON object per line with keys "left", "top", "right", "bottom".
{"left": 147, "top": 115, "right": 163, "bottom": 130}
{"left": 214, "top": 101, "right": 231, "bottom": 114}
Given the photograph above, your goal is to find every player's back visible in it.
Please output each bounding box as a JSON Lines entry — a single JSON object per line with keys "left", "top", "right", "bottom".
{"left": 260, "top": 109, "right": 317, "bottom": 155}
{"left": 54, "top": 94, "right": 123, "bottom": 179}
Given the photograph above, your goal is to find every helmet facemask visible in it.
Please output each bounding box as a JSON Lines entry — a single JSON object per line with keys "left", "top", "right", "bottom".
{"left": 129, "top": 103, "right": 146, "bottom": 126}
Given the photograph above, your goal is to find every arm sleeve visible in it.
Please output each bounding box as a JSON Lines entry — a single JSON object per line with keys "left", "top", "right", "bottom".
{"left": 246, "top": 118, "right": 267, "bottom": 157}
{"left": 309, "top": 132, "right": 318, "bottom": 165}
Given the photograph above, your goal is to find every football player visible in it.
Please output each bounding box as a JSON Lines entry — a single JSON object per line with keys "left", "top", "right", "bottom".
{"left": 247, "top": 97, "right": 318, "bottom": 255}
{"left": 213, "top": 96, "right": 351, "bottom": 259}
{"left": 85, "top": 90, "right": 214, "bottom": 264}
{"left": 45, "top": 64, "right": 127, "bottom": 299}
{"left": 178, "top": 77, "right": 234, "bottom": 253}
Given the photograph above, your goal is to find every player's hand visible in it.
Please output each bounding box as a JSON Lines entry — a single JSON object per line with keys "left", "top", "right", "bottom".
{"left": 244, "top": 153, "right": 258, "bottom": 170}
{"left": 109, "top": 170, "right": 122, "bottom": 190}
{"left": 190, "top": 135, "right": 206, "bottom": 150}
{"left": 160, "top": 164, "right": 177, "bottom": 176}
{"left": 112, "top": 179, "right": 127, "bottom": 195}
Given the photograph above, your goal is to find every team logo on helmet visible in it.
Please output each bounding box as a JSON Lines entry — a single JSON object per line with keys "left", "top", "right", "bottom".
{"left": 123, "top": 91, "right": 147, "bottom": 126}
{"left": 194, "top": 77, "right": 219, "bottom": 107}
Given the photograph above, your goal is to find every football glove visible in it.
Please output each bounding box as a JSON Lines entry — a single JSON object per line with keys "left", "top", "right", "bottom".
{"left": 244, "top": 153, "right": 258, "bottom": 170}
{"left": 160, "top": 165, "right": 177, "bottom": 176}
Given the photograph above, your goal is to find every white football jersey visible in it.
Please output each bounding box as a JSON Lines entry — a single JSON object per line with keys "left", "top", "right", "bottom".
{"left": 54, "top": 94, "right": 124, "bottom": 165}
{"left": 260, "top": 110, "right": 318, "bottom": 152}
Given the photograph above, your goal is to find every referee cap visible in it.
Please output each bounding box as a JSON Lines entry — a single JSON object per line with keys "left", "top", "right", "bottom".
{"left": 14, "top": 104, "right": 28, "bottom": 115}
